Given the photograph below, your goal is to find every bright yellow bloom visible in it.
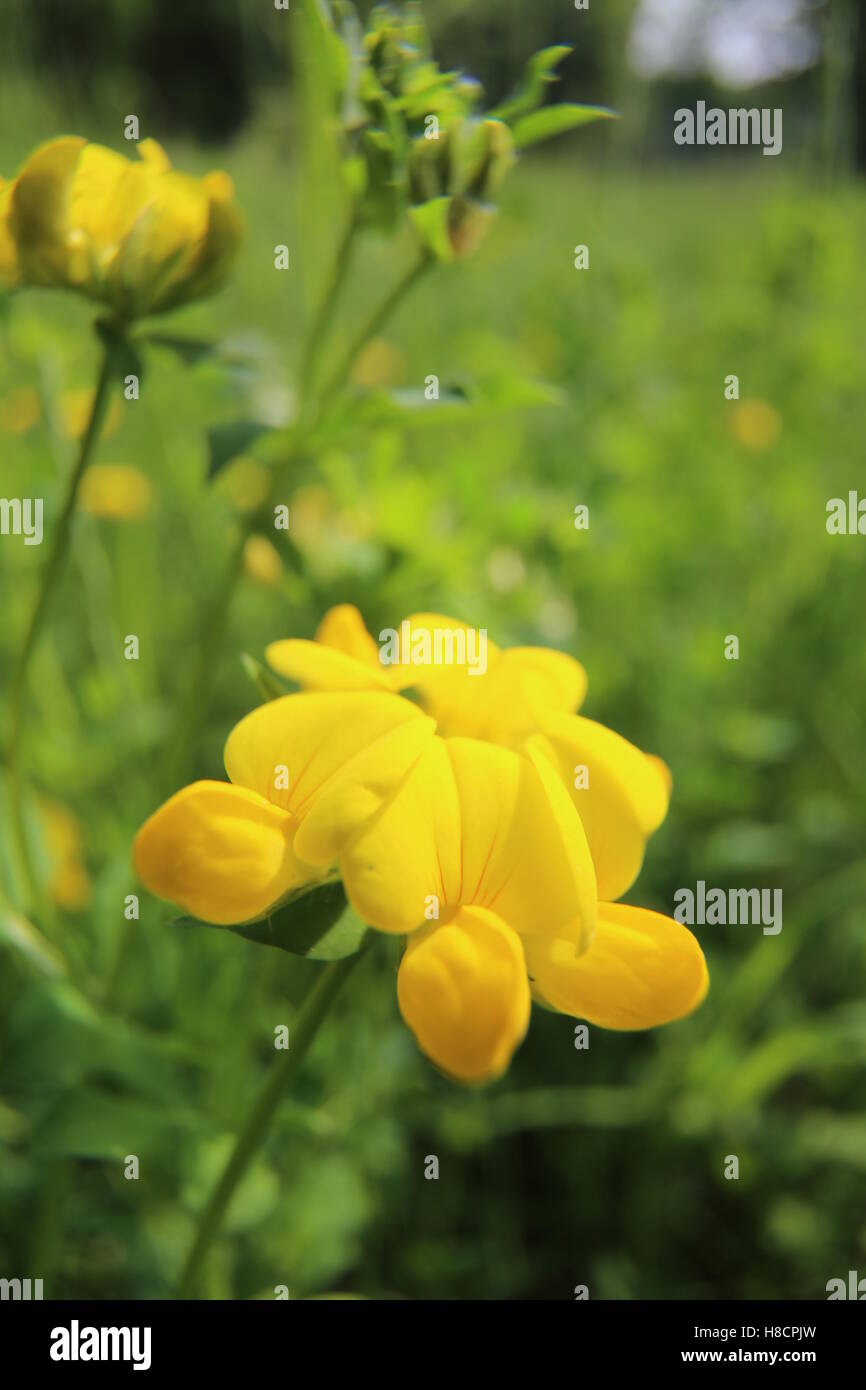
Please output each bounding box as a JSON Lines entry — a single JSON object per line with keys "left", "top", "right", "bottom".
{"left": 135, "top": 614, "right": 708, "bottom": 1084}
{"left": 0, "top": 137, "right": 242, "bottom": 319}
{"left": 78, "top": 464, "right": 153, "bottom": 520}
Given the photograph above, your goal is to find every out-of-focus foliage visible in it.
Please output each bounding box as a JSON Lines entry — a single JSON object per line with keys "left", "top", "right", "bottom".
{"left": 1, "top": 3, "right": 865, "bottom": 1301}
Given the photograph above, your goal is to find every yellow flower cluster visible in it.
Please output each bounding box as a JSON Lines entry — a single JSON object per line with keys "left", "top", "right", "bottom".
{"left": 134, "top": 607, "right": 708, "bottom": 1083}
{"left": 0, "top": 137, "right": 242, "bottom": 320}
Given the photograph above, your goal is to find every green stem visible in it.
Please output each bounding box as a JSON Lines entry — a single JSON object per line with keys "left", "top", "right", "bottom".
{"left": 164, "top": 247, "right": 432, "bottom": 787}
{"left": 175, "top": 947, "right": 366, "bottom": 1299}
{"left": 5, "top": 339, "right": 114, "bottom": 915}
{"left": 319, "top": 250, "right": 433, "bottom": 408}
{"left": 297, "top": 211, "right": 360, "bottom": 407}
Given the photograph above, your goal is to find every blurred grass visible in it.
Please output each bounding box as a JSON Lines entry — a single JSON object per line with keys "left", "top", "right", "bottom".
{"left": 1, "top": 86, "right": 866, "bottom": 1299}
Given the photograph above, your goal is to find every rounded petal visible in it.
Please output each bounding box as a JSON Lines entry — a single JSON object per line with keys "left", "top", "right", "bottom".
{"left": 8, "top": 137, "right": 87, "bottom": 287}
{"left": 338, "top": 735, "right": 596, "bottom": 947}
{"left": 338, "top": 737, "right": 462, "bottom": 933}
{"left": 224, "top": 691, "right": 434, "bottom": 854}
{"left": 401, "top": 613, "right": 585, "bottom": 743}
{"left": 525, "top": 902, "right": 709, "bottom": 1030}
{"left": 397, "top": 906, "right": 531, "bottom": 1082}
{"left": 133, "top": 781, "right": 309, "bottom": 925}
{"left": 266, "top": 639, "right": 393, "bottom": 691}
{"left": 448, "top": 738, "right": 596, "bottom": 950}
{"left": 529, "top": 714, "right": 670, "bottom": 901}
{"left": 317, "top": 604, "right": 382, "bottom": 664}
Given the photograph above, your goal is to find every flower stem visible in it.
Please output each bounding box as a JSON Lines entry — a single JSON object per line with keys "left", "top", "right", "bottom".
{"left": 5, "top": 339, "right": 114, "bottom": 915}
{"left": 297, "top": 211, "right": 360, "bottom": 407}
{"left": 163, "top": 246, "right": 432, "bottom": 788}
{"left": 319, "top": 250, "right": 433, "bottom": 408}
{"left": 175, "top": 946, "right": 367, "bottom": 1299}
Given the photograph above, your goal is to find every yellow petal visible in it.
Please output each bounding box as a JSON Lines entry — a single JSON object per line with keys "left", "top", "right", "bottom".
{"left": 448, "top": 738, "right": 596, "bottom": 949}
{"left": 266, "top": 639, "right": 394, "bottom": 691}
{"left": 266, "top": 604, "right": 396, "bottom": 691}
{"left": 133, "top": 781, "right": 309, "bottom": 925}
{"left": 401, "top": 612, "right": 586, "bottom": 743}
{"left": 397, "top": 906, "right": 531, "bottom": 1082}
{"left": 528, "top": 713, "right": 670, "bottom": 901}
{"left": 339, "top": 736, "right": 596, "bottom": 947}
{"left": 337, "top": 737, "right": 462, "bottom": 933}
{"left": 0, "top": 178, "right": 20, "bottom": 286}
{"left": 8, "top": 136, "right": 87, "bottom": 287}
{"left": 316, "top": 604, "right": 382, "bottom": 664}
{"left": 110, "top": 168, "right": 210, "bottom": 316}
{"left": 172, "top": 169, "right": 243, "bottom": 308}
{"left": 224, "top": 691, "right": 434, "bottom": 852}
{"left": 525, "top": 902, "right": 709, "bottom": 1030}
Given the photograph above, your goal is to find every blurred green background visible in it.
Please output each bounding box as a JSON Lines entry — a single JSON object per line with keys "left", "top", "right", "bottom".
{"left": 1, "top": 0, "right": 865, "bottom": 1299}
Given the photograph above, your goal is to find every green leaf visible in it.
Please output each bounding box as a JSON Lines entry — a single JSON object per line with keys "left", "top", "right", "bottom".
{"left": 207, "top": 419, "right": 273, "bottom": 480}
{"left": 511, "top": 104, "right": 618, "bottom": 149}
{"left": 240, "top": 652, "right": 288, "bottom": 703}
{"left": 178, "top": 880, "right": 369, "bottom": 961}
{"left": 408, "top": 197, "right": 456, "bottom": 263}
{"left": 140, "top": 333, "right": 219, "bottom": 366}
{"left": 490, "top": 45, "right": 572, "bottom": 124}
{"left": 0, "top": 906, "right": 67, "bottom": 978}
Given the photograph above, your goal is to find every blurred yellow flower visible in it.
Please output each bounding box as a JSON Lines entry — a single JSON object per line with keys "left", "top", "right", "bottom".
{"left": 78, "top": 464, "right": 153, "bottom": 520}
{"left": 243, "top": 535, "right": 283, "bottom": 587}
{"left": 40, "top": 800, "right": 91, "bottom": 911}
{"left": 730, "top": 398, "right": 782, "bottom": 450}
{"left": 351, "top": 337, "right": 406, "bottom": 388}
{"left": 59, "top": 388, "right": 124, "bottom": 440}
{"left": 0, "top": 385, "right": 41, "bottom": 435}
{"left": 0, "top": 136, "right": 242, "bottom": 320}
{"left": 221, "top": 456, "right": 271, "bottom": 513}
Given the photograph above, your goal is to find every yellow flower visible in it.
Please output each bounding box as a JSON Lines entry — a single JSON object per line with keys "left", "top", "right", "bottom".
{"left": 134, "top": 623, "right": 708, "bottom": 1082}
{"left": 78, "top": 464, "right": 153, "bottom": 521}
{"left": 243, "top": 535, "right": 283, "bottom": 588}
{"left": 0, "top": 136, "right": 242, "bottom": 319}
{"left": 261, "top": 604, "right": 707, "bottom": 1079}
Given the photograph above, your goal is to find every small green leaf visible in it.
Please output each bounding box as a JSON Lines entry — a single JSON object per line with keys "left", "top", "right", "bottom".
{"left": 408, "top": 197, "right": 456, "bottom": 263}
{"left": 207, "top": 419, "right": 272, "bottom": 480}
{"left": 0, "top": 906, "right": 67, "bottom": 978}
{"left": 511, "top": 104, "right": 618, "bottom": 149}
{"left": 178, "top": 880, "right": 369, "bottom": 961}
{"left": 490, "top": 45, "right": 572, "bottom": 124}
{"left": 140, "top": 333, "right": 218, "bottom": 366}
{"left": 240, "top": 652, "right": 288, "bottom": 703}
